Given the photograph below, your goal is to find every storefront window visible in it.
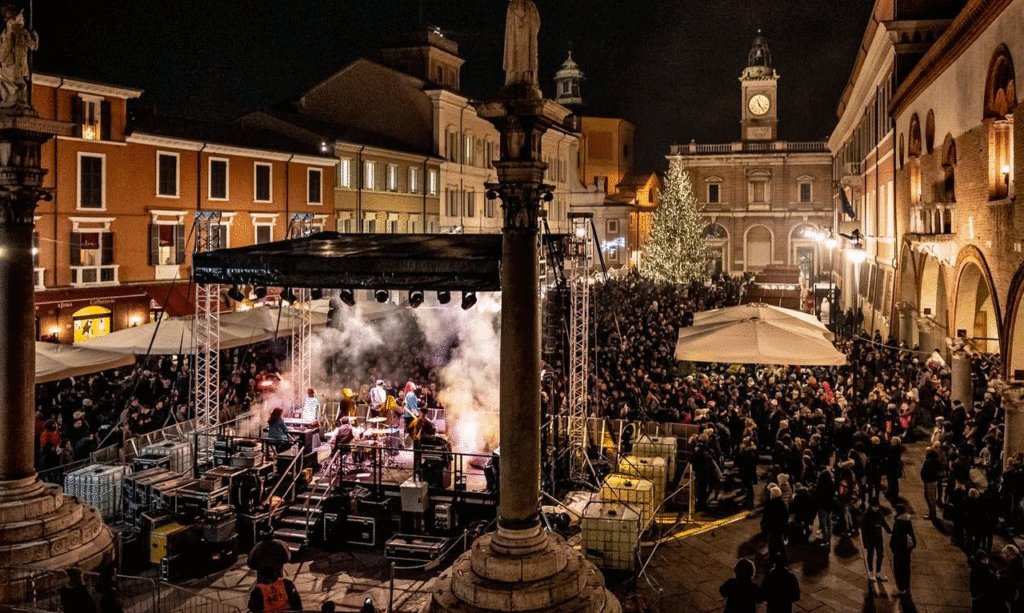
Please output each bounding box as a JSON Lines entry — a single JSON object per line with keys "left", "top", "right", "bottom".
{"left": 73, "top": 305, "right": 112, "bottom": 342}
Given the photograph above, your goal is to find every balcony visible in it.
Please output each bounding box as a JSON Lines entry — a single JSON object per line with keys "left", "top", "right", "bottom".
{"left": 841, "top": 162, "right": 862, "bottom": 183}
{"left": 670, "top": 141, "right": 829, "bottom": 156}
{"left": 34, "top": 268, "right": 44, "bottom": 290}
{"left": 910, "top": 203, "right": 954, "bottom": 235}
{"left": 71, "top": 265, "right": 119, "bottom": 287}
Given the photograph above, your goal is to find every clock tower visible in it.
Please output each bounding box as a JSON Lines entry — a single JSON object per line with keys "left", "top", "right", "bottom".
{"left": 740, "top": 31, "right": 778, "bottom": 142}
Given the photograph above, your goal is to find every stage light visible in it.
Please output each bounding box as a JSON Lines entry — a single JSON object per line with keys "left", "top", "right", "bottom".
{"left": 437, "top": 290, "right": 451, "bottom": 304}
{"left": 283, "top": 288, "right": 297, "bottom": 305}
{"left": 375, "top": 289, "right": 389, "bottom": 303}
{"left": 227, "top": 285, "right": 245, "bottom": 302}
{"left": 408, "top": 290, "right": 424, "bottom": 308}
{"left": 254, "top": 286, "right": 268, "bottom": 300}
{"left": 310, "top": 288, "right": 323, "bottom": 300}
{"left": 461, "top": 291, "right": 477, "bottom": 310}
{"left": 340, "top": 289, "right": 355, "bottom": 306}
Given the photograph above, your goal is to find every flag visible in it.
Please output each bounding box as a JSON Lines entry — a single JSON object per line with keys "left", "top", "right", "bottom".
{"left": 839, "top": 187, "right": 856, "bottom": 219}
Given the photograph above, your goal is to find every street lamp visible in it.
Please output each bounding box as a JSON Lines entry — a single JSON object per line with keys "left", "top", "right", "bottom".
{"left": 846, "top": 245, "right": 867, "bottom": 335}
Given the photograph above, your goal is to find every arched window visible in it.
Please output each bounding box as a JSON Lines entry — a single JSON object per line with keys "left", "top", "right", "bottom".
{"left": 908, "top": 115, "right": 922, "bottom": 204}
{"left": 941, "top": 134, "right": 957, "bottom": 204}
{"left": 925, "top": 110, "right": 935, "bottom": 154}
{"left": 704, "top": 223, "right": 728, "bottom": 239}
{"left": 985, "top": 45, "right": 1015, "bottom": 199}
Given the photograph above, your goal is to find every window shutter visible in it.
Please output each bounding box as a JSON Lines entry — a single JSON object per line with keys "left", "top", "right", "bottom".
{"left": 101, "top": 232, "right": 114, "bottom": 265}
{"left": 70, "top": 232, "right": 82, "bottom": 266}
{"left": 100, "top": 101, "right": 112, "bottom": 141}
{"left": 175, "top": 224, "right": 185, "bottom": 264}
{"left": 149, "top": 224, "right": 158, "bottom": 265}
{"left": 71, "top": 98, "right": 83, "bottom": 138}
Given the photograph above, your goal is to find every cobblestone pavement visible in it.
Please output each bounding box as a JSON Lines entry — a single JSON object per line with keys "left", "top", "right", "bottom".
{"left": 184, "top": 438, "right": 978, "bottom": 612}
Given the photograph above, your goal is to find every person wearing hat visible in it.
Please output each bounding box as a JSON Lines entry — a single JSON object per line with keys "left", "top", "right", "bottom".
{"left": 247, "top": 540, "right": 302, "bottom": 613}
{"left": 368, "top": 379, "right": 386, "bottom": 420}
{"left": 719, "top": 558, "right": 760, "bottom": 613}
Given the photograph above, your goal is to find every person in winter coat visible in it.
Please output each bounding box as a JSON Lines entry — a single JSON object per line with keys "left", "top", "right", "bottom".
{"left": 861, "top": 498, "right": 891, "bottom": 582}
{"left": 814, "top": 467, "right": 836, "bottom": 550}
{"left": 761, "top": 484, "right": 789, "bottom": 561}
{"left": 920, "top": 449, "right": 943, "bottom": 519}
{"left": 719, "top": 558, "right": 760, "bottom": 613}
{"left": 760, "top": 551, "right": 801, "bottom": 613}
{"left": 1000, "top": 544, "right": 1024, "bottom": 613}
{"left": 889, "top": 504, "right": 917, "bottom": 596}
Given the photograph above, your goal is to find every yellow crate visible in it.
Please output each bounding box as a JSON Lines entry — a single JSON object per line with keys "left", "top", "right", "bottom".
{"left": 634, "top": 435, "right": 676, "bottom": 479}
{"left": 581, "top": 502, "right": 639, "bottom": 572}
{"left": 618, "top": 455, "right": 667, "bottom": 506}
{"left": 600, "top": 474, "right": 654, "bottom": 529}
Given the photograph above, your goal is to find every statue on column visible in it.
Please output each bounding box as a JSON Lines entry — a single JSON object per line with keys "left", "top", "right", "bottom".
{"left": 0, "top": 5, "right": 37, "bottom": 110}
{"left": 503, "top": 0, "right": 540, "bottom": 88}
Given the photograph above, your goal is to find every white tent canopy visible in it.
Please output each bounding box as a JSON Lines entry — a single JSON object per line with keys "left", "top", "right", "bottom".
{"left": 36, "top": 342, "right": 136, "bottom": 383}
{"left": 675, "top": 304, "right": 845, "bottom": 366}
{"left": 74, "top": 306, "right": 328, "bottom": 356}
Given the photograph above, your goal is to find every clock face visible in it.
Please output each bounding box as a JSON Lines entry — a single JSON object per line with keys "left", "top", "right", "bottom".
{"left": 748, "top": 94, "right": 770, "bottom": 116}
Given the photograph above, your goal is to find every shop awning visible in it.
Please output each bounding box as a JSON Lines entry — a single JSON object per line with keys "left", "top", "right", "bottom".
{"left": 144, "top": 283, "right": 196, "bottom": 318}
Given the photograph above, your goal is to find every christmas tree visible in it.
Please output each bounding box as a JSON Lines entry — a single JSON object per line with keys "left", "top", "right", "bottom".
{"left": 642, "top": 163, "right": 710, "bottom": 284}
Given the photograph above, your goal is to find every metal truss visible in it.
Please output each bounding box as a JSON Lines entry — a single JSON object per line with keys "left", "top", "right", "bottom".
{"left": 193, "top": 211, "right": 223, "bottom": 452}
{"left": 289, "top": 213, "right": 315, "bottom": 405}
{"left": 566, "top": 215, "right": 591, "bottom": 482}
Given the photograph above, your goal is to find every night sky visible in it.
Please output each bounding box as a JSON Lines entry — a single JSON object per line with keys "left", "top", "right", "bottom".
{"left": 35, "top": 0, "right": 875, "bottom": 171}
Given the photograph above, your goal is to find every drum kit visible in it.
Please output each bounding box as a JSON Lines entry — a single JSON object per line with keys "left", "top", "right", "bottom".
{"left": 348, "top": 417, "right": 402, "bottom": 469}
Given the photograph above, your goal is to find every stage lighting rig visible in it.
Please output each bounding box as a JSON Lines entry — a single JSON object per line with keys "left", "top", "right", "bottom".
{"left": 283, "top": 288, "right": 297, "bottom": 305}
{"left": 254, "top": 286, "right": 268, "bottom": 300}
{"left": 339, "top": 289, "right": 356, "bottom": 306}
{"left": 374, "top": 289, "right": 389, "bottom": 303}
{"left": 226, "top": 285, "right": 245, "bottom": 302}
{"left": 461, "top": 291, "right": 477, "bottom": 310}
{"left": 408, "top": 290, "right": 424, "bottom": 308}
{"left": 437, "top": 290, "right": 451, "bottom": 305}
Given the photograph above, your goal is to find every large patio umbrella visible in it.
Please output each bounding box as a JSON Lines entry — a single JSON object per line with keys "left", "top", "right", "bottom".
{"left": 74, "top": 316, "right": 262, "bottom": 355}
{"left": 220, "top": 305, "right": 328, "bottom": 338}
{"left": 35, "top": 342, "right": 136, "bottom": 383}
{"left": 675, "top": 303, "right": 845, "bottom": 366}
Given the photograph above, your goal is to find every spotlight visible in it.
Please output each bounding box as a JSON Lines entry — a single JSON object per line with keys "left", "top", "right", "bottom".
{"left": 310, "top": 288, "right": 323, "bottom": 300}
{"left": 283, "top": 288, "right": 297, "bottom": 305}
{"left": 374, "top": 289, "right": 389, "bottom": 303}
{"left": 227, "top": 285, "right": 245, "bottom": 302}
{"left": 254, "top": 286, "right": 268, "bottom": 300}
{"left": 461, "top": 291, "right": 477, "bottom": 310}
{"left": 408, "top": 290, "right": 424, "bottom": 308}
{"left": 339, "top": 288, "right": 355, "bottom": 306}
{"left": 437, "top": 290, "right": 451, "bottom": 305}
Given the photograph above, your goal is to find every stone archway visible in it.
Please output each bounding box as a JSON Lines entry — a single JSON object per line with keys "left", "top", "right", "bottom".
{"left": 954, "top": 257, "right": 1000, "bottom": 354}
{"left": 919, "top": 256, "right": 949, "bottom": 352}
{"left": 744, "top": 224, "right": 773, "bottom": 271}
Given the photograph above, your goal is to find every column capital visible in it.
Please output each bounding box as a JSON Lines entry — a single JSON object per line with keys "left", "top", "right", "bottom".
{"left": 1001, "top": 383, "right": 1024, "bottom": 409}
{"left": 0, "top": 186, "right": 47, "bottom": 227}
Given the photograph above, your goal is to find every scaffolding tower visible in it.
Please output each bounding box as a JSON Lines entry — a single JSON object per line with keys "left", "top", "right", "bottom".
{"left": 193, "top": 211, "right": 223, "bottom": 450}
{"left": 566, "top": 212, "right": 592, "bottom": 482}
{"left": 288, "top": 213, "right": 315, "bottom": 404}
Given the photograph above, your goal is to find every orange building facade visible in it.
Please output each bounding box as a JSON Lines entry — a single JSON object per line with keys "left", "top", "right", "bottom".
{"left": 32, "top": 75, "right": 336, "bottom": 344}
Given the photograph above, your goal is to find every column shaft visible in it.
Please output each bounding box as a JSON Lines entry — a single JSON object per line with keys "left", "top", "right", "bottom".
{"left": 0, "top": 223, "right": 36, "bottom": 480}
{"left": 498, "top": 228, "right": 541, "bottom": 527}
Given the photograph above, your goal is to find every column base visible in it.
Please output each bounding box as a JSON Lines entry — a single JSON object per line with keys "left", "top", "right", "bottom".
{"left": 426, "top": 531, "right": 620, "bottom": 613}
{"left": 0, "top": 476, "right": 114, "bottom": 604}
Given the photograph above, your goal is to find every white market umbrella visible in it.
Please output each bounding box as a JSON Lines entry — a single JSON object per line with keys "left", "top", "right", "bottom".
{"left": 74, "top": 316, "right": 262, "bottom": 355}
{"left": 36, "top": 342, "right": 136, "bottom": 383}
{"left": 675, "top": 304, "right": 845, "bottom": 366}
{"left": 220, "top": 306, "right": 328, "bottom": 338}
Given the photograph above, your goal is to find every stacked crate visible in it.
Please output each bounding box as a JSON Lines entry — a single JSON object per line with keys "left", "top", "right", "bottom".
{"left": 617, "top": 455, "right": 667, "bottom": 507}
{"left": 580, "top": 501, "right": 640, "bottom": 572}
{"left": 140, "top": 440, "right": 194, "bottom": 474}
{"left": 600, "top": 474, "right": 654, "bottom": 529}
{"left": 64, "top": 464, "right": 130, "bottom": 519}
{"left": 634, "top": 435, "right": 677, "bottom": 480}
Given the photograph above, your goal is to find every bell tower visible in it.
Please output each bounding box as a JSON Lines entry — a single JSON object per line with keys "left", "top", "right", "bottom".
{"left": 740, "top": 31, "right": 778, "bottom": 142}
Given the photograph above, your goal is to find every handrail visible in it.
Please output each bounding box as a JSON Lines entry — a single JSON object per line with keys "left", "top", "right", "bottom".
{"left": 264, "top": 442, "right": 303, "bottom": 517}
{"left": 301, "top": 449, "right": 343, "bottom": 546}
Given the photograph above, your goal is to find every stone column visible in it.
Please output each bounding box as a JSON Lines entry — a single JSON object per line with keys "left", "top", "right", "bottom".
{"left": 0, "top": 187, "right": 39, "bottom": 480}
{"left": 951, "top": 349, "right": 973, "bottom": 409}
{"left": 1003, "top": 385, "right": 1024, "bottom": 467}
{"left": 896, "top": 302, "right": 915, "bottom": 347}
{"left": 427, "top": 89, "right": 619, "bottom": 613}
{"left": 0, "top": 113, "right": 113, "bottom": 602}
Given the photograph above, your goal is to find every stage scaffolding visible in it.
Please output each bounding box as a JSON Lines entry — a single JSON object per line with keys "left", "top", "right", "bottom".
{"left": 288, "top": 214, "right": 315, "bottom": 402}
{"left": 193, "top": 211, "right": 223, "bottom": 460}
{"left": 566, "top": 213, "right": 592, "bottom": 482}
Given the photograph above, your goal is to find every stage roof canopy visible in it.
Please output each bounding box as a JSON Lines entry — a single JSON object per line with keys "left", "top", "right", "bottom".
{"left": 192, "top": 232, "right": 505, "bottom": 291}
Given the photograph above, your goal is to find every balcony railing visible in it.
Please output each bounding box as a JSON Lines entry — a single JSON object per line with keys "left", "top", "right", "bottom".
{"left": 671, "top": 141, "right": 829, "bottom": 155}
{"left": 71, "top": 265, "right": 119, "bottom": 287}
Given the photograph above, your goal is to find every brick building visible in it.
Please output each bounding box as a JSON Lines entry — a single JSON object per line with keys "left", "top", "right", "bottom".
{"left": 669, "top": 34, "right": 832, "bottom": 278}
{"left": 32, "top": 75, "right": 336, "bottom": 344}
